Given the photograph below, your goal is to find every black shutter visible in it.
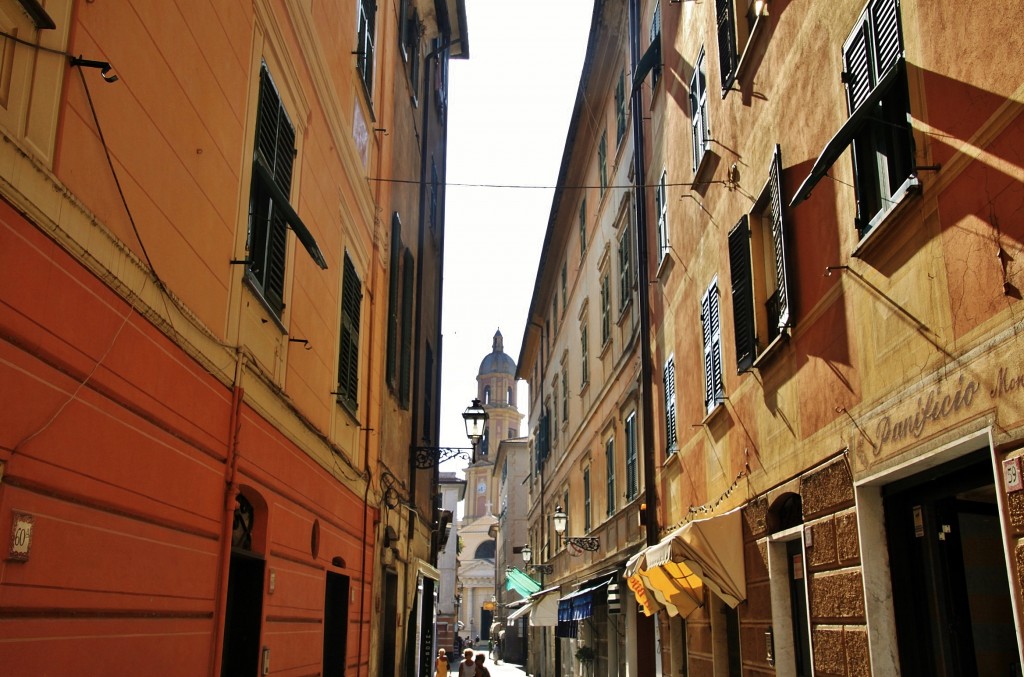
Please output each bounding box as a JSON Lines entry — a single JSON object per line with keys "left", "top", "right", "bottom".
{"left": 728, "top": 215, "right": 755, "bottom": 372}
{"left": 337, "top": 254, "right": 362, "bottom": 411}
{"left": 264, "top": 209, "right": 288, "bottom": 311}
{"left": 664, "top": 359, "right": 677, "bottom": 451}
{"left": 702, "top": 286, "right": 715, "bottom": 410}
{"left": 709, "top": 282, "right": 724, "bottom": 404}
{"left": 398, "top": 249, "right": 414, "bottom": 406}
{"left": 871, "top": 0, "right": 902, "bottom": 77}
{"left": 769, "top": 145, "right": 791, "bottom": 331}
{"left": 716, "top": 0, "right": 738, "bottom": 93}
{"left": 843, "top": 17, "right": 873, "bottom": 111}
{"left": 386, "top": 214, "right": 401, "bottom": 388}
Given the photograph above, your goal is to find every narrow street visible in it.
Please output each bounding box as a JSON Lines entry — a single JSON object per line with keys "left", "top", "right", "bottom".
{"left": 449, "top": 650, "right": 528, "bottom": 677}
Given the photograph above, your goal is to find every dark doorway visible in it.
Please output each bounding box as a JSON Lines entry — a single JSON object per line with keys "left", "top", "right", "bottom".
{"left": 884, "top": 450, "right": 1020, "bottom": 677}
{"left": 481, "top": 607, "right": 493, "bottom": 640}
{"left": 221, "top": 550, "right": 265, "bottom": 676}
{"left": 380, "top": 570, "right": 399, "bottom": 677}
{"left": 636, "top": 611, "right": 656, "bottom": 676}
{"left": 323, "top": 572, "right": 350, "bottom": 676}
{"left": 786, "top": 539, "right": 812, "bottom": 676}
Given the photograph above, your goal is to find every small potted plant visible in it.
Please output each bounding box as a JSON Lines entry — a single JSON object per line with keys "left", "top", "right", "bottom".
{"left": 575, "top": 645, "right": 595, "bottom": 663}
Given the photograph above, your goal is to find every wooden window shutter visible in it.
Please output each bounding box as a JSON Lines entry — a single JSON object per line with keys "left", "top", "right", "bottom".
{"left": 398, "top": 248, "right": 415, "bottom": 406}
{"left": 664, "top": 358, "right": 677, "bottom": 451}
{"left": 337, "top": 254, "right": 362, "bottom": 411}
{"left": 871, "top": 0, "right": 903, "bottom": 78}
{"left": 768, "top": 144, "right": 792, "bottom": 332}
{"left": 385, "top": 215, "right": 401, "bottom": 388}
{"left": 702, "top": 281, "right": 723, "bottom": 411}
{"left": 716, "top": 0, "right": 738, "bottom": 93}
{"left": 843, "top": 17, "right": 874, "bottom": 111}
{"left": 728, "top": 215, "right": 756, "bottom": 372}
{"left": 844, "top": 0, "right": 903, "bottom": 113}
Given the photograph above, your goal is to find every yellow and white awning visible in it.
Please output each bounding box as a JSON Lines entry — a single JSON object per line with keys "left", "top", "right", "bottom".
{"left": 625, "top": 507, "right": 746, "bottom": 617}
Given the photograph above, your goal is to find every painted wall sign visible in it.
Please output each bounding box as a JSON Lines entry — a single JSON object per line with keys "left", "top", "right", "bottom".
{"left": 873, "top": 375, "right": 980, "bottom": 456}
{"left": 8, "top": 512, "right": 33, "bottom": 561}
{"left": 868, "top": 361, "right": 1024, "bottom": 460}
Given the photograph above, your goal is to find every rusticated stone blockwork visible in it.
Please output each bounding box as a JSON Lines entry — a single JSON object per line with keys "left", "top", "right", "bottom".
{"left": 808, "top": 518, "right": 838, "bottom": 569}
{"left": 744, "top": 496, "right": 769, "bottom": 538}
{"left": 810, "top": 626, "right": 871, "bottom": 677}
{"left": 846, "top": 629, "right": 871, "bottom": 677}
{"left": 836, "top": 510, "right": 860, "bottom": 565}
{"left": 801, "top": 459, "right": 855, "bottom": 520}
{"left": 810, "top": 570, "right": 866, "bottom": 621}
{"left": 1008, "top": 489, "right": 1024, "bottom": 531}
{"left": 1016, "top": 542, "right": 1024, "bottom": 593}
{"left": 813, "top": 627, "right": 846, "bottom": 675}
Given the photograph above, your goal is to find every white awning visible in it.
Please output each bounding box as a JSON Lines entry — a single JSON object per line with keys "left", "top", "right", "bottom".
{"left": 507, "top": 603, "right": 532, "bottom": 623}
{"left": 529, "top": 587, "right": 560, "bottom": 627}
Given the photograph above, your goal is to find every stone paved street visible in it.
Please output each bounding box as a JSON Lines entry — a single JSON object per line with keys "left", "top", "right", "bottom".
{"left": 448, "top": 650, "right": 529, "bottom": 677}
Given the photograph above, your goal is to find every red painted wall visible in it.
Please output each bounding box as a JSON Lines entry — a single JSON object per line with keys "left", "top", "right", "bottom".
{"left": 0, "top": 200, "right": 374, "bottom": 675}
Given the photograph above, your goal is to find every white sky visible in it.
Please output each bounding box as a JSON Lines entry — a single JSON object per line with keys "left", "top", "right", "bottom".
{"left": 437, "top": 0, "right": 594, "bottom": 476}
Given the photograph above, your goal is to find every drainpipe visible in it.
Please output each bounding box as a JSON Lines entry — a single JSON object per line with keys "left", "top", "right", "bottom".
{"left": 210, "top": 350, "right": 247, "bottom": 677}
{"left": 628, "top": 0, "right": 660, "bottom": 550}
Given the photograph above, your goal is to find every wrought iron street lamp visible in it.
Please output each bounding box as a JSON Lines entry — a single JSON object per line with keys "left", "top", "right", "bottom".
{"left": 552, "top": 505, "right": 599, "bottom": 551}
{"left": 414, "top": 398, "right": 489, "bottom": 468}
{"left": 520, "top": 543, "right": 552, "bottom": 575}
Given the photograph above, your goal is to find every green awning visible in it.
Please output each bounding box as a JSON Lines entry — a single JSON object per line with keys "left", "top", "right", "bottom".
{"left": 505, "top": 567, "right": 542, "bottom": 597}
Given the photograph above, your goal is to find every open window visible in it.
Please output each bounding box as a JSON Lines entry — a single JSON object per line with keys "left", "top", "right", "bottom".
{"left": 728, "top": 144, "right": 792, "bottom": 371}
{"left": 246, "top": 64, "right": 327, "bottom": 317}
{"left": 791, "top": 0, "right": 915, "bottom": 237}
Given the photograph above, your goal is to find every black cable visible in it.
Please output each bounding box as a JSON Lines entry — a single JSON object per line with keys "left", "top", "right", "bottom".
{"left": 76, "top": 66, "right": 166, "bottom": 294}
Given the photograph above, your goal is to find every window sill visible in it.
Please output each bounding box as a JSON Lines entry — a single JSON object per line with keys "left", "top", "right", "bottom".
{"left": 752, "top": 330, "right": 788, "bottom": 371}
{"left": 693, "top": 147, "right": 713, "bottom": 182}
{"left": 243, "top": 273, "right": 288, "bottom": 334}
{"left": 734, "top": 13, "right": 769, "bottom": 84}
{"left": 599, "top": 337, "right": 612, "bottom": 358}
{"left": 617, "top": 298, "right": 634, "bottom": 325}
{"left": 851, "top": 175, "right": 922, "bottom": 260}
{"left": 702, "top": 400, "right": 726, "bottom": 425}
{"left": 655, "top": 249, "right": 673, "bottom": 280}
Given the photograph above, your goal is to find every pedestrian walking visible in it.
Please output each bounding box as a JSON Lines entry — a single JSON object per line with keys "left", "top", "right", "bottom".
{"left": 435, "top": 648, "right": 449, "bottom": 677}
{"left": 473, "top": 654, "right": 491, "bottom": 677}
{"left": 458, "top": 648, "right": 476, "bottom": 677}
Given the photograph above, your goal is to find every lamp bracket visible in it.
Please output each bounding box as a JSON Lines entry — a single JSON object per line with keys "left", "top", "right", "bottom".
{"left": 414, "top": 446, "right": 474, "bottom": 469}
{"left": 564, "top": 537, "right": 601, "bottom": 552}
{"left": 526, "top": 563, "right": 553, "bottom": 574}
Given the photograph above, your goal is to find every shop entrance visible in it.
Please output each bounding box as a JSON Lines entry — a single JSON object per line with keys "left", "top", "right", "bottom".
{"left": 884, "top": 450, "right": 1019, "bottom": 676}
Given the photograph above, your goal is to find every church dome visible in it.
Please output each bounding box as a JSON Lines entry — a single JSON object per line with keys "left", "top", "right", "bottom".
{"left": 478, "top": 330, "right": 516, "bottom": 376}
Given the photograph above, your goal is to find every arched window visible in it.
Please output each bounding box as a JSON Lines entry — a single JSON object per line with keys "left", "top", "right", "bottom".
{"left": 474, "top": 539, "right": 496, "bottom": 559}
{"left": 484, "top": 386, "right": 491, "bottom": 404}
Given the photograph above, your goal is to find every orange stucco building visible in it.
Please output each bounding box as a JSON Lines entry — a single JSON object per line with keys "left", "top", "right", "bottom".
{"left": 519, "top": 0, "right": 1024, "bottom": 675}
{"left": 0, "top": 1, "right": 466, "bottom": 675}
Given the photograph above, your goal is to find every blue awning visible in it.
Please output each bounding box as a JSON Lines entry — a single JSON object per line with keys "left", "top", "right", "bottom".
{"left": 557, "top": 577, "right": 613, "bottom": 622}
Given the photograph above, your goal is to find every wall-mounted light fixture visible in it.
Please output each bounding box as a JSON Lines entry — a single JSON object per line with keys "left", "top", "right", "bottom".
{"left": 552, "top": 505, "right": 600, "bottom": 551}
{"left": 414, "top": 398, "right": 488, "bottom": 468}
{"left": 520, "top": 544, "right": 553, "bottom": 574}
